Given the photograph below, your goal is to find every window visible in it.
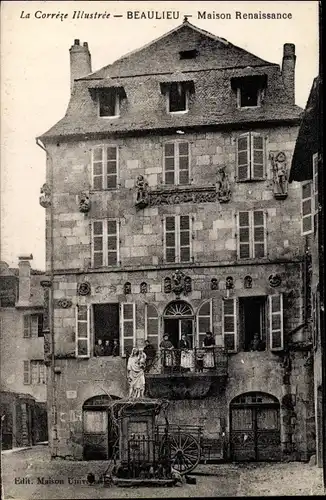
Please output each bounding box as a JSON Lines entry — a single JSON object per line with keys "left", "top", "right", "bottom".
{"left": 120, "top": 303, "right": 136, "bottom": 356}
{"left": 93, "top": 303, "right": 119, "bottom": 356}
{"left": 222, "top": 298, "right": 237, "bottom": 353}
{"left": 23, "top": 360, "right": 30, "bottom": 384}
{"left": 236, "top": 78, "right": 263, "bottom": 108}
{"left": 301, "top": 182, "right": 313, "bottom": 235}
{"left": 23, "top": 314, "right": 43, "bottom": 338}
{"left": 92, "top": 146, "right": 118, "bottom": 190}
{"left": 164, "top": 215, "right": 192, "bottom": 263}
{"left": 145, "top": 304, "right": 159, "bottom": 351}
{"left": 92, "top": 219, "right": 119, "bottom": 267}
{"left": 168, "top": 83, "right": 188, "bottom": 113}
{"left": 179, "top": 49, "right": 198, "bottom": 60}
{"left": 236, "top": 133, "right": 265, "bottom": 181}
{"left": 239, "top": 297, "right": 267, "bottom": 352}
{"left": 313, "top": 153, "right": 319, "bottom": 231}
{"left": 76, "top": 305, "right": 90, "bottom": 358}
{"left": 237, "top": 210, "right": 266, "bottom": 259}
{"left": 268, "top": 294, "right": 284, "bottom": 351}
{"left": 99, "top": 89, "right": 119, "bottom": 117}
{"left": 197, "top": 300, "right": 213, "bottom": 347}
{"left": 30, "top": 360, "right": 46, "bottom": 384}
{"left": 164, "top": 141, "right": 189, "bottom": 185}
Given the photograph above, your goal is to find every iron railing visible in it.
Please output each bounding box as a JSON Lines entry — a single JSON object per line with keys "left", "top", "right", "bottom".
{"left": 146, "top": 347, "right": 228, "bottom": 375}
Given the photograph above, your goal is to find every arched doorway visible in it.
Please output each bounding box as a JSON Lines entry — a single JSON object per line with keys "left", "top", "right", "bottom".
{"left": 163, "top": 300, "right": 194, "bottom": 348}
{"left": 82, "top": 395, "right": 120, "bottom": 460}
{"left": 230, "top": 392, "right": 281, "bottom": 462}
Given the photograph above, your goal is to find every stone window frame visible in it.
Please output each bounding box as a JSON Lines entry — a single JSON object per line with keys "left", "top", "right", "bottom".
{"left": 23, "top": 313, "right": 44, "bottom": 338}
{"left": 30, "top": 359, "right": 46, "bottom": 385}
{"left": 163, "top": 214, "right": 193, "bottom": 264}
{"left": 98, "top": 88, "right": 120, "bottom": 118}
{"left": 76, "top": 304, "right": 91, "bottom": 358}
{"left": 91, "top": 145, "right": 119, "bottom": 191}
{"left": 91, "top": 219, "right": 120, "bottom": 268}
{"left": 163, "top": 140, "right": 191, "bottom": 186}
{"left": 167, "top": 82, "right": 189, "bottom": 114}
{"left": 236, "top": 82, "right": 264, "bottom": 109}
{"left": 236, "top": 132, "right": 266, "bottom": 182}
{"left": 236, "top": 210, "right": 267, "bottom": 260}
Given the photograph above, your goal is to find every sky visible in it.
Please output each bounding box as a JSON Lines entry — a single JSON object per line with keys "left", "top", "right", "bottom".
{"left": 1, "top": 0, "right": 319, "bottom": 270}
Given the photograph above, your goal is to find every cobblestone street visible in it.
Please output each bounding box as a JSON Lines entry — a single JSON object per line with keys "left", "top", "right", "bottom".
{"left": 1, "top": 445, "right": 324, "bottom": 498}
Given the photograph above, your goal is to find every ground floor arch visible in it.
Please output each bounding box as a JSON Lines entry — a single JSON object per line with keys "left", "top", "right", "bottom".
{"left": 230, "top": 391, "right": 281, "bottom": 462}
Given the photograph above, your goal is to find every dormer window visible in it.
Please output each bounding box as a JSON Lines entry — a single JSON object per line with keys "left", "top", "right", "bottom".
{"left": 169, "top": 83, "right": 188, "bottom": 113}
{"left": 231, "top": 75, "right": 267, "bottom": 109}
{"left": 99, "top": 89, "right": 120, "bottom": 117}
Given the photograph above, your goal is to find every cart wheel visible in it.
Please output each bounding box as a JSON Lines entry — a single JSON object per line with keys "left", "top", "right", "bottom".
{"left": 169, "top": 433, "right": 201, "bottom": 474}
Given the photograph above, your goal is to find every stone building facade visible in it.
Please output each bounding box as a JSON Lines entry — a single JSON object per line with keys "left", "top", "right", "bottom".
{"left": 38, "top": 21, "right": 315, "bottom": 462}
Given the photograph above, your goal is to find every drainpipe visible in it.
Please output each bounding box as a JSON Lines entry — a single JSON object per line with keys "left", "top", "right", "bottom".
{"left": 36, "top": 138, "right": 57, "bottom": 457}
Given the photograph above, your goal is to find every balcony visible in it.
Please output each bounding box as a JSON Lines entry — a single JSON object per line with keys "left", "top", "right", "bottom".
{"left": 145, "top": 347, "right": 228, "bottom": 399}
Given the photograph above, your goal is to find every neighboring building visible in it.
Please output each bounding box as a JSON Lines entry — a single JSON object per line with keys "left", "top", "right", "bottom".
{"left": 289, "top": 75, "right": 324, "bottom": 467}
{"left": 38, "top": 20, "right": 315, "bottom": 462}
{"left": 0, "top": 256, "right": 48, "bottom": 448}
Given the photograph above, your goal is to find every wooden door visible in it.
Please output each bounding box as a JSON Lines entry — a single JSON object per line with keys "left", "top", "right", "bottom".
{"left": 83, "top": 410, "right": 108, "bottom": 460}
{"left": 230, "top": 407, "right": 255, "bottom": 461}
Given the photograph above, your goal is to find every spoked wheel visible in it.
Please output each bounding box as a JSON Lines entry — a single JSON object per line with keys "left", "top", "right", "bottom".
{"left": 169, "top": 433, "right": 201, "bottom": 474}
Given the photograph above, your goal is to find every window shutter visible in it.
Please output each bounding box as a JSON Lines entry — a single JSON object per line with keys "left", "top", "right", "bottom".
{"left": 313, "top": 153, "right": 318, "bottom": 228}
{"left": 165, "top": 216, "right": 176, "bottom": 263}
{"left": 237, "top": 134, "right": 250, "bottom": 181}
{"left": 222, "top": 298, "right": 237, "bottom": 352}
{"left": 251, "top": 133, "right": 265, "bottom": 179}
{"left": 38, "top": 314, "right": 44, "bottom": 337}
{"left": 238, "top": 211, "right": 250, "bottom": 258}
{"left": 121, "top": 303, "right": 136, "bottom": 356}
{"left": 269, "top": 294, "right": 284, "bottom": 351}
{"left": 106, "top": 146, "right": 118, "bottom": 189}
{"left": 178, "top": 142, "right": 190, "bottom": 185}
{"left": 31, "top": 315, "right": 39, "bottom": 337}
{"left": 145, "top": 304, "right": 159, "bottom": 350}
{"left": 107, "top": 219, "right": 118, "bottom": 266}
{"left": 197, "top": 299, "right": 212, "bottom": 347}
{"left": 179, "top": 215, "right": 191, "bottom": 262}
{"left": 23, "top": 316, "right": 31, "bottom": 338}
{"left": 164, "top": 143, "right": 176, "bottom": 185}
{"left": 252, "top": 210, "right": 266, "bottom": 258}
{"left": 76, "top": 305, "right": 90, "bottom": 358}
{"left": 92, "top": 220, "right": 104, "bottom": 267}
{"left": 301, "top": 182, "right": 313, "bottom": 235}
{"left": 23, "top": 361, "right": 30, "bottom": 384}
{"left": 92, "top": 147, "right": 104, "bottom": 190}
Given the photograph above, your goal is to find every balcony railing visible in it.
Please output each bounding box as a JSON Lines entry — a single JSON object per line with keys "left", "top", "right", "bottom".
{"left": 145, "top": 347, "right": 228, "bottom": 376}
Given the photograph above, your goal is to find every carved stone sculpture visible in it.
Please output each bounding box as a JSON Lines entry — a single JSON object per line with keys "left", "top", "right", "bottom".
{"left": 184, "top": 277, "right": 192, "bottom": 294}
{"left": 127, "top": 348, "right": 146, "bottom": 399}
{"left": 244, "top": 276, "right": 253, "bottom": 289}
{"left": 77, "top": 282, "right": 91, "bottom": 296}
{"left": 124, "top": 282, "right": 131, "bottom": 294}
{"left": 135, "top": 175, "right": 149, "bottom": 209}
{"left": 269, "top": 274, "right": 282, "bottom": 287}
{"left": 56, "top": 298, "right": 73, "bottom": 309}
{"left": 39, "top": 183, "right": 51, "bottom": 208}
{"left": 172, "top": 270, "right": 185, "bottom": 297}
{"left": 79, "top": 192, "right": 91, "bottom": 213}
{"left": 140, "top": 282, "right": 148, "bottom": 294}
{"left": 270, "top": 151, "right": 288, "bottom": 199}
{"left": 216, "top": 167, "right": 231, "bottom": 203}
{"left": 164, "top": 277, "right": 172, "bottom": 293}
{"left": 211, "top": 278, "right": 218, "bottom": 291}
{"left": 226, "top": 276, "right": 234, "bottom": 290}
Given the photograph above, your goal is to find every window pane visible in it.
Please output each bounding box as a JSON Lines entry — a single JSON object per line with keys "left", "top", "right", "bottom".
{"left": 94, "top": 236, "right": 103, "bottom": 251}
{"left": 272, "top": 315, "right": 281, "bottom": 330}
{"left": 180, "top": 216, "right": 190, "bottom": 230}
{"left": 254, "top": 211, "right": 264, "bottom": 225}
{"left": 180, "top": 247, "right": 190, "bottom": 262}
{"left": 169, "top": 83, "right": 186, "bottom": 112}
{"left": 199, "top": 302, "right": 211, "bottom": 316}
{"left": 165, "top": 157, "right": 175, "bottom": 169}
{"left": 93, "top": 177, "right": 103, "bottom": 190}
{"left": 238, "top": 165, "right": 249, "bottom": 180}
{"left": 147, "top": 318, "right": 158, "bottom": 336}
{"left": 271, "top": 296, "right": 281, "bottom": 312}
{"left": 224, "top": 334, "right": 235, "bottom": 351}
{"left": 179, "top": 170, "right": 189, "bottom": 184}
{"left": 165, "top": 172, "right": 175, "bottom": 184}
{"left": 107, "top": 175, "right": 117, "bottom": 189}
{"left": 179, "top": 142, "right": 189, "bottom": 155}
{"left": 253, "top": 165, "right": 264, "bottom": 179}
{"left": 179, "top": 157, "right": 189, "bottom": 171}
{"left": 107, "top": 252, "right": 117, "bottom": 266}
{"left": 93, "top": 163, "right": 103, "bottom": 175}
{"left": 253, "top": 150, "right": 263, "bottom": 164}
{"left": 254, "top": 243, "right": 265, "bottom": 258}
{"left": 93, "top": 148, "right": 103, "bottom": 162}
{"left": 240, "top": 244, "right": 250, "bottom": 258}
{"left": 78, "top": 306, "right": 87, "bottom": 321}
{"left": 302, "top": 216, "right": 312, "bottom": 233}
{"left": 106, "top": 161, "right": 117, "bottom": 174}
{"left": 107, "top": 236, "right": 117, "bottom": 250}
{"left": 164, "top": 143, "right": 175, "bottom": 156}
{"left": 78, "top": 322, "right": 88, "bottom": 338}
{"left": 123, "top": 304, "right": 133, "bottom": 320}
{"left": 166, "top": 233, "right": 175, "bottom": 247}
{"left": 147, "top": 305, "right": 157, "bottom": 318}
{"left": 271, "top": 331, "right": 282, "bottom": 349}
{"left": 94, "top": 253, "right": 103, "bottom": 267}
{"left": 107, "top": 220, "right": 117, "bottom": 234}
{"left": 239, "top": 227, "right": 249, "bottom": 242}
{"left": 254, "top": 227, "right": 264, "bottom": 241}
{"left": 180, "top": 231, "right": 190, "bottom": 246}
{"left": 224, "top": 300, "right": 234, "bottom": 315}
{"left": 238, "top": 151, "right": 248, "bottom": 166}
{"left": 199, "top": 317, "right": 210, "bottom": 332}
{"left": 93, "top": 221, "right": 103, "bottom": 235}
{"left": 165, "top": 217, "right": 175, "bottom": 231}
{"left": 302, "top": 183, "right": 312, "bottom": 198}
{"left": 239, "top": 212, "right": 249, "bottom": 226}
{"left": 107, "top": 147, "right": 117, "bottom": 160}
{"left": 124, "top": 338, "right": 133, "bottom": 355}
{"left": 166, "top": 248, "right": 176, "bottom": 262}
{"left": 302, "top": 199, "right": 312, "bottom": 216}
{"left": 253, "top": 136, "right": 263, "bottom": 149}
{"left": 238, "top": 137, "right": 248, "bottom": 151}
{"left": 99, "top": 90, "right": 116, "bottom": 117}
{"left": 124, "top": 322, "right": 134, "bottom": 336}
{"left": 224, "top": 316, "right": 234, "bottom": 332}
{"left": 78, "top": 339, "right": 88, "bottom": 355}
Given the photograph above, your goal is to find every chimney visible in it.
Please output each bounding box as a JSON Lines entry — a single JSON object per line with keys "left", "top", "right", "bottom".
{"left": 69, "top": 39, "right": 92, "bottom": 93}
{"left": 18, "top": 254, "right": 33, "bottom": 305}
{"left": 282, "top": 43, "right": 296, "bottom": 104}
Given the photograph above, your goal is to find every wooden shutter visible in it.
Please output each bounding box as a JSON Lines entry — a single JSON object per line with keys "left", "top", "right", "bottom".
{"left": 237, "top": 134, "right": 250, "bottom": 181}
{"left": 251, "top": 133, "right": 265, "bottom": 179}
{"left": 76, "top": 305, "right": 90, "bottom": 358}
{"left": 269, "top": 294, "right": 284, "bottom": 351}
{"left": 92, "top": 220, "right": 104, "bottom": 267}
{"left": 222, "top": 298, "right": 237, "bottom": 352}
{"left": 106, "top": 146, "right": 118, "bottom": 189}
{"left": 23, "top": 316, "right": 31, "bottom": 338}
{"left": 107, "top": 219, "right": 118, "bottom": 266}
{"left": 121, "top": 303, "right": 136, "bottom": 356}
{"left": 92, "top": 146, "right": 104, "bottom": 189}
{"left": 23, "top": 361, "right": 30, "bottom": 384}
{"left": 238, "top": 211, "right": 250, "bottom": 258}
{"left": 253, "top": 210, "right": 266, "bottom": 258}
{"left": 179, "top": 215, "right": 191, "bottom": 262}
{"left": 301, "top": 182, "right": 313, "bottom": 235}
{"left": 165, "top": 216, "right": 176, "bottom": 263}
{"left": 197, "top": 299, "right": 213, "bottom": 347}
{"left": 178, "top": 142, "right": 190, "bottom": 185}
{"left": 164, "top": 143, "right": 176, "bottom": 185}
{"left": 145, "top": 304, "right": 159, "bottom": 350}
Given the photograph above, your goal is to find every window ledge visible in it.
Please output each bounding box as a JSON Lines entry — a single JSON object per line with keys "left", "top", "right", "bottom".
{"left": 237, "top": 105, "right": 262, "bottom": 110}
{"left": 236, "top": 178, "right": 266, "bottom": 182}
{"left": 99, "top": 115, "right": 120, "bottom": 119}
{"left": 168, "top": 110, "right": 189, "bottom": 115}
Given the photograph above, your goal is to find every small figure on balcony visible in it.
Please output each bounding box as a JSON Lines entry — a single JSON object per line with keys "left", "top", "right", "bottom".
{"left": 127, "top": 348, "right": 146, "bottom": 398}
{"left": 216, "top": 167, "right": 231, "bottom": 203}
{"left": 179, "top": 333, "right": 193, "bottom": 372}
{"left": 203, "top": 331, "right": 216, "bottom": 369}
{"left": 94, "top": 339, "right": 104, "bottom": 357}
{"left": 270, "top": 151, "right": 288, "bottom": 199}
{"left": 112, "top": 338, "right": 119, "bottom": 357}
{"left": 160, "top": 333, "right": 174, "bottom": 373}
{"left": 135, "top": 175, "right": 149, "bottom": 209}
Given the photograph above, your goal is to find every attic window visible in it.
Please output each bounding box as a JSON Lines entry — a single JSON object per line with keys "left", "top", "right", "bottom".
{"left": 99, "top": 89, "right": 120, "bottom": 118}
{"left": 179, "top": 49, "right": 198, "bottom": 60}
{"left": 232, "top": 76, "right": 266, "bottom": 108}
{"left": 169, "top": 83, "right": 188, "bottom": 113}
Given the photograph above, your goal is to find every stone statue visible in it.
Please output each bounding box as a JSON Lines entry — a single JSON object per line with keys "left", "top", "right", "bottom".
{"left": 216, "top": 167, "right": 231, "bottom": 203}
{"left": 39, "top": 183, "right": 51, "bottom": 208}
{"left": 135, "top": 175, "right": 149, "bottom": 208}
{"left": 79, "top": 192, "right": 91, "bottom": 213}
{"left": 127, "top": 348, "right": 146, "bottom": 399}
{"left": 270, "top": 151, "right": 288, "bottom": 198}
{"left": 172, "top": 269, "right": 185, "bottom": 297}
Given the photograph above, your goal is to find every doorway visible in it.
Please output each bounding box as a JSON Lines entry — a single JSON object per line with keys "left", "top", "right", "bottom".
{"left": 230, "top": 392, "right": 281, "bottom": 462}
{"left": 239, "top": 296, "right": 267, "bottom": 351}
{"left": 163, "top": 301, "right": 194, "bottom": 348}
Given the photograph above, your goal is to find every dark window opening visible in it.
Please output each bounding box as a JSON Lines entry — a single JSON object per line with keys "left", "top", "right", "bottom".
{"left": 239, "top": 82, "right": 261, "bottom": 107}
{"left": 179, "top": 49, "right": 198, "bottom": 60}
{"left": 169, "top": 83, "right": 187, "bottom": 112}
{"left": 240, "top": 296, "right": 266, "bottom": 352}
{"left": 93, "top": 303, "right": 120, "bottom": 356}
{"left": 37, "top": 314, "right": 44, "bottom": 337}
{"left": 99, "top": 89, "right": 118, "bottom": 117}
